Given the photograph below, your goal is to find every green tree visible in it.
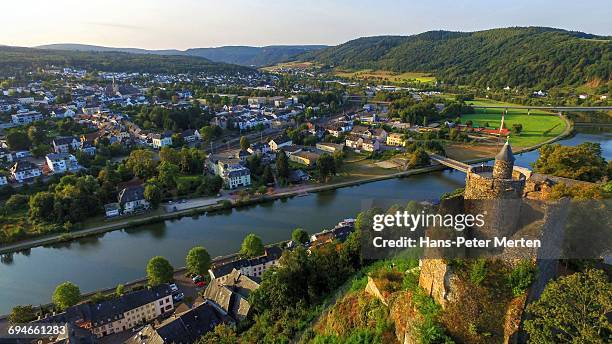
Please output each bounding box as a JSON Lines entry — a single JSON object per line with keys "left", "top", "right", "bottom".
{"left": 186, "top": 246, "right": 211, "bottom": 276}
{"left": 240, "top": 136, "right": 250, "bottom": 151}
{"left": 52, "top": 282, "right": 81, "bottom": 311}
{"left": 28, "top": 191, "right": 55, "bottom": 221}
{"left": 524, "top": 269, "right": 611, "bottom": 343}
{"left": 407, "top": 149, "right": 430, "bottom": 169}
{"left": 6, "top": 131, "right": 31, "bottom": 151}
{"left": 240, "top": 233, "right": 265, "bottom": 258}
{"left": 533, "top": 142, "right": 607, "bottom": 182}
{"left": 125, "top": 149, "right": 156, "bottom": 179}
{"left": 276, "top": 150, "right": 290, "bottom": 179}
{"left": 317, "top": 154, "right": 336, "bottom": 182}
{"left": 146, "top": 256, "right": 174, "bottom": 286}
{"left": 144, "top": 184, "right": 162, "bottom": 208}
{"left": 8, "top": 305, "right": 37, "bottom": 324}
{"left": 115, "top": 284, "right": 125, "bottom": 296}
{"left": 262, "top": 165, "right": 275, "bottom": 185}
{"left": 291, "top": 228, "right": 310, "bottom": 244}
{"left": 157, "top": 161, "right": 179, "bottom": 188}
{"left": 197, "top": 324, "right": 239, "bottom": 344}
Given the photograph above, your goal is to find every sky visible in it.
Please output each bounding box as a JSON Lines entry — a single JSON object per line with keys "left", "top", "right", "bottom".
{"left": 1, "top": 0, "right": 610, "bottom": 49}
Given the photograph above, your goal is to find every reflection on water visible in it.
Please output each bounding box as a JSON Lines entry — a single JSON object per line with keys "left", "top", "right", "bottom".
{"left": 0, "top": 130, "right": 609, "bottom": 314}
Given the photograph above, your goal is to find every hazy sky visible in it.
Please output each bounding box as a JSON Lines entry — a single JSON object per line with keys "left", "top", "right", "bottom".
{"left": 2, "top": 0, "right": 610, "bottom": 49}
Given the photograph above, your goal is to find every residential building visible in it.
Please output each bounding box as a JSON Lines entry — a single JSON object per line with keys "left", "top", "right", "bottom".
{"left": 51, "top": 108, "right": 76, "bottom": 119}
{"left": 345, "top": 134, "right": 364, "bottom": 150}
{"left": 11, "top": 111, "right": 43, "bottom": 125}
{"left": 316, "top": 142, "right": 345, "bottom": 153}
{"left": 124, "top": 301, "right": 232, "bottom": 344}
{"left": 209, "top": 247, "right": 282, "bottom": 281}
{"left": 53, "top": 136, "right": 80, "bottom": 153}
{"left": 79, "top": 141, "right": 97, "bottom": 156}
{"left": 203, "top": 269, "right": 260, "bottom": 321}
{"left": 181, "top": 129, "right": 201, "bottom": 143}
{"left": 223, "top": 164, "right": 251, "bottom": 189}
{"left": 10, "top": 160, "right": 41, "bottom": 183}
{"left": 268, "top": 135, "right": 293, "bottom": 151}
{"left": 38, "top": 284, "right": 174, "bottom": 339}
{"left": 45, "top": 153, "right": 80, "bottom": 173}
{"left": 362, "top": 139, "right": 381, "bottom": 152}
{"left": 118, "top": 185, "right": 150, "bottom": 214}
{"left": 104, "top": 203, "right": 121, "bottom": 218}
{"left": 150, "top": 131, "right": 173, "bottom": 149}
{"left": 0, "top": 174, "right": 7, "bottom": 186}
{"left": 386, "top": 133, "right": 405, "bottom": 147}
{"left": 247, "top": 142, "right": 271, "bottom": 155}
{"left": 289, "top": 150, "right": 320, "bottom": 167}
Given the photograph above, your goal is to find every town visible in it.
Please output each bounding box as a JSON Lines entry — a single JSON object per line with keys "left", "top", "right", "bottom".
{"left": 0, "top": 3, "right": 611, "bottom": 343}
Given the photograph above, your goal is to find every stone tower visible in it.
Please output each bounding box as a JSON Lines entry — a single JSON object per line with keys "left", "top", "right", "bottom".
{"left": 493, "top": 140, "right": 515, "bottom": 179}
{"left": 464, "top": 140, "right": 526, "bottom": 200}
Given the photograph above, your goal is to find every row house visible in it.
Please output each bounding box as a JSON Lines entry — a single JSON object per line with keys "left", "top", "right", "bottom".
{"left": 11, "top": 111, "right": 44, "bottom": 125}
{"left": 37, "top": 284, "right": 174, "bottom": 339}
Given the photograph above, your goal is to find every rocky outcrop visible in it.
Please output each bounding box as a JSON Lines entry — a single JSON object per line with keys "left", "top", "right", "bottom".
{"left": 418, "top": 259, "right": 459, "bottom": 309}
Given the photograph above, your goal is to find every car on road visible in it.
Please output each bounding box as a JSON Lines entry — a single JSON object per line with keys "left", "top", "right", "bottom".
{"left": 192, "top": 275, "right": 203, "bottom": 283}
{"left": 169, "top": 283, "right": 179, "bottom": 293}
{"left": 195, "top": 281, "right": 207, "bottom": 288}
{"left": 173, "top": 292, "right": 184, "bottom": 302}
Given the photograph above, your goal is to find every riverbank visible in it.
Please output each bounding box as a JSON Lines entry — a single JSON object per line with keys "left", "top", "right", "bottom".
{"left": 0, "top": 116, "right": 573, "bottom": 256}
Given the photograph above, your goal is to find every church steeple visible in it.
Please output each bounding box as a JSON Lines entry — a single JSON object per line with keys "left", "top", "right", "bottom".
{"left": 493, "top": 139, "right": 515, "bottom": 179}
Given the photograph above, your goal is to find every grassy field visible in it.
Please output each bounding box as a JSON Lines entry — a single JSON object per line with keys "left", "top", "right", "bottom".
{"left": 460, "top": 111, "right": 566, "bottom": 147}
{"left": 333, "top": 69, "right": 436, "bottom": 84}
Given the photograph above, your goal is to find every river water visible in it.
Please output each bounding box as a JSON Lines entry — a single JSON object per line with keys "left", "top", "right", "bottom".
{"left": 0, "top": 129, "right": 610, "bottom": 314}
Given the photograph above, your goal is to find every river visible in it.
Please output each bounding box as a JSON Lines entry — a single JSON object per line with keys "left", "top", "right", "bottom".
{"left": 0, "top": 129, "right": 610, "bottom": 314}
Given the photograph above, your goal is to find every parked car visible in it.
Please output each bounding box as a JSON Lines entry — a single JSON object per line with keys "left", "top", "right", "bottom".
{"left": 169, "top": 283, "right": 179, "bottom": 293}
{"left": 192, "top": 275, "right": 203, "bottom": 283}
{"left": 173, "top": 292, "right": 184, "bottom": 302}
{"left": 195, "top": 281, "right": 206, "bottom": 288}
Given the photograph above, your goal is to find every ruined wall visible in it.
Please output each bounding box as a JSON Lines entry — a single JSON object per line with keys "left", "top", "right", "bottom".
{"left": 464, "top": 167, "right": 526, "bottom": 200}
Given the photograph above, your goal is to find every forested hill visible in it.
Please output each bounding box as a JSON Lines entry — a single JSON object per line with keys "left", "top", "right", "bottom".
{"left": 0, "top": 46, "right": 254, "bottom": 76}
{"left": 36, "top": 44, "right": 327, "bottom": 67}
{"left": 303, "top": 27, "right": 611, "bottom": 88}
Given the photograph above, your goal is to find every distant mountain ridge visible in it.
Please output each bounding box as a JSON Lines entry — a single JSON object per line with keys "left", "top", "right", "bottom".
{"left": 36, "top": 44, "right": 328, "bottom": 67}
{"left": 0, "top": 46, "right": 253, "bottom": 75}
{"left": 302, "top": 27, "right": 611, "bottom": 88}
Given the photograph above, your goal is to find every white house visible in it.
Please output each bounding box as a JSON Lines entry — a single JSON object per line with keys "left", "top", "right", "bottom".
{"left": 9, "top": 161, "right": 41, "bottom": 183}
{"left": 118, "top": 185, "right": 150, "bottom": 214}
{"left": 150, "top": 131, "right": 173, "bottom": 149}
{"left": 51, "top": 108, "right": 76, "bottom": 119}
{"left": 222, "top": 164, "right": 251, "bottom": 189}
{"left": 181, "top": 129, "right": 201, "bottom": 143}
{"left": 269, "top": 135, "right": 293, "bottom": 151}
{"left": 52, "top": 136, "right": 80, "bottom": 153}
{"left": 45, "top": 153, "right": 80, "bottom": 173}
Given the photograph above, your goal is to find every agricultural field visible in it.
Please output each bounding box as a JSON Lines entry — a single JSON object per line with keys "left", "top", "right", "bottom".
{"left": 333, "top": 69, "right": 436, "bottom": 84}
